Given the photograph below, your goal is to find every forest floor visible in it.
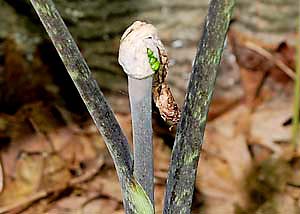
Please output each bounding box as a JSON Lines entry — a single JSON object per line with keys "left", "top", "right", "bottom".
{"left": 0, "top": 19, "right": 299, "bottom": 214}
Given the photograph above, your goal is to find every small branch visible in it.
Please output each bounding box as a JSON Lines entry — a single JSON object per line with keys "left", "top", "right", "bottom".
{"left": 163, "top": 0, "right": 235, "bottom": 213}
{"left": 244, "top": 41, "right": 296, "bottom": 80}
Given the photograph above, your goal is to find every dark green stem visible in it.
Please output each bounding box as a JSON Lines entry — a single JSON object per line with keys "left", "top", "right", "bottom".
{"left": 28, "top": 0, "right": 150, "bottom": 212}
{"left": 163, "top": 0, "right": 235, "bottom": 213}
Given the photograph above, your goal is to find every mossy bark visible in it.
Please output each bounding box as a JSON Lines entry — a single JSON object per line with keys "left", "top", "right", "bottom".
{"left": 163, "top": 0, "right": 235, "bottom": 213}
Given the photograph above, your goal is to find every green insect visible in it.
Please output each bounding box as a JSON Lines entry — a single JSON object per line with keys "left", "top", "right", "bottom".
{"left": 147, "top": 48, "right": 160, "bottom": 72}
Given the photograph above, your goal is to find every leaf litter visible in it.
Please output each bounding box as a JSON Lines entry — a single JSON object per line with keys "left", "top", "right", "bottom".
{"left": 0, "top": 28, "right": 299, "bottom": 214}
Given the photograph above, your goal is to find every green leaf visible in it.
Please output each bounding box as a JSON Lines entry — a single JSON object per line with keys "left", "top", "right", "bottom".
{"left": 127, "top": 178, "right": 154, "bottom": 214}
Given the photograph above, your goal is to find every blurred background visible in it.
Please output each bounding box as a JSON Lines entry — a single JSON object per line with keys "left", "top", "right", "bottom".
{"left": 0, "top": 0, "right": 299, "bottom": 213}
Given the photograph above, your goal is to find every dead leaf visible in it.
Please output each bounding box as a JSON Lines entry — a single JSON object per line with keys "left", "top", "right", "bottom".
{"left": 197, "top": 105, "right": 253, "bottom": 213}
{"left": 0, "top": 154, "right": 44, "bottom": 206}
{"left": 249, "top": 98, "right": 293, "bottom": 155}
{"left": 41, "top": 154, "right": 71, "bottom": 190}
{"left": 82, "top": 198, "right": 119, "bottom": 214}
{"left": 255, "top": 194, "right": 297, "bottom": 214}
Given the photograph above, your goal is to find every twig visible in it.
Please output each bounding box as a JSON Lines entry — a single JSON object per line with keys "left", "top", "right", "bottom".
{"left": 27, "top": 117, "right": 55, "bottom": 151}
{"left": 163, "top": 0, "right": 235, "bottom": 213}
{"left": 69, "top": 158, "right": 104, "bottom": 185}
{"left": 244, "top": 41, "right": 296, "bottom": 80}
{"left": 0, "top": 157, "right": 105, "bottom": 214}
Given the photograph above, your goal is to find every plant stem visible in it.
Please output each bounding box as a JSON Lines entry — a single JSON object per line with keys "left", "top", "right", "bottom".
{"left": 292, "top": 5, "right": 300, "bottom": 146}
{"left": 128, "top": 76, "right": 154, "bottom": 203}
{"left": 163, "top": 0, "right": 235, "bottom": 213}
{"left": 29, "top": 0, "right": 147, "bottom": 212}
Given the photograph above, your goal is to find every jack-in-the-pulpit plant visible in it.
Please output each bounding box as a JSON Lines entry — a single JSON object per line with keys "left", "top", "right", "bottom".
{"left": 118, "top": 21, "right": 181, "bottom": 202}
{"left": 29, "top": 0, "right": 235, "bottom": 213}
{"left": 119, "top": 21, "right": 158, "bottom": 202}
{"left": 119, "top": 21, "right": 181, "bottom": 127}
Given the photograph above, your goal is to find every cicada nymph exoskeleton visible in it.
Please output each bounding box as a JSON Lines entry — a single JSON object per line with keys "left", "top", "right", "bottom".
{"left": 148, "top": 45, "right": 181, "bottom": 127}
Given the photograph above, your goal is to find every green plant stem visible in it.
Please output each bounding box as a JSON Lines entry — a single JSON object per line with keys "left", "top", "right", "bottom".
{"left": 29, "top": 0, "right": 155, "bottom": 213}
{"left": 163, "top": 0, "right": 235, "bottom": 213}
{"left": 292, "top": 5, "right": 300, "bottom": 146}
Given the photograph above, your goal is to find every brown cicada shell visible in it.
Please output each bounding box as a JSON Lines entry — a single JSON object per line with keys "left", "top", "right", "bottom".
{"left": 152, "top": 45, "right": 181, "bottom": 127}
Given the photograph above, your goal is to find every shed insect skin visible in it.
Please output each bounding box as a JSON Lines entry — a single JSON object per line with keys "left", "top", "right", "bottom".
{"left": 151, "top": 46, "right": 181, "bottom": 127}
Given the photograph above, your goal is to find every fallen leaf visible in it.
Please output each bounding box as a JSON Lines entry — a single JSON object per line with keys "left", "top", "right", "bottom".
{"left": 82, "top": 198, "right": 119, "bottom": 214}
{"left": 197, "top": 105, "right": 253, "bottom": 213}
{"left": 0, "top": 154, "right": 44, "bottom": 205}
{"left": 249, "top": 98, "right": 293, "bottom": 155}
